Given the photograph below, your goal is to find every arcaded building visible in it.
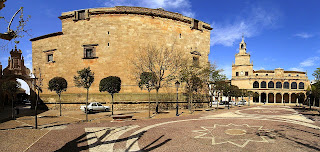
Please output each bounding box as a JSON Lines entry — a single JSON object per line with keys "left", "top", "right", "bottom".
{"left": 30, "top": 6, "right": 212, "bottom": 103}
{"left": 231, "top": 38, "right": 310, "bottom": 104}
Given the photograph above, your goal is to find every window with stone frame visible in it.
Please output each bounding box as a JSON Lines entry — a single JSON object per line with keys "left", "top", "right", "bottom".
{"left": 78, "top": 10, "right": 85, "bottom": 20}
{"left": 299, "top": 82, "right": 304, "bottom": 89}
{"left": 83, "top": 44, "right": 98, "bottom": 59}
{"left": 47, "top": 54, "right": 53, "bottom": 62}
{"left": 291, "top": 82, "right": 297, "bottom": 89}
{"left": 276, "top": 82, "right": 282, "bottom": 88}
{"left": 261, "top": 81, "right": 267, "bottom": 88}
{"left": 190, "top": 51, "right": 201, "bottom": 67}
{"left": 43, "top": 49, "right": 56, "bottom": 63}
{"left": 245, "top": 71, "right": 248, "bottom": 76}
{"left": 284, "top": 82, "right": 289, "bottom": 89}
{"left": 236, "top": 72, "right": 239, "bottom": 76}
{"left": 193, "top": 19, "right": 199, "bottom": 29}
{"left": 268, "top": 81, "right": 274, "bottom": 88}
{"left": 193, "top": 56, "right": 199, "bottom": 67}
{"left": 253, "top": 81, "right": 259, "bottom": 88}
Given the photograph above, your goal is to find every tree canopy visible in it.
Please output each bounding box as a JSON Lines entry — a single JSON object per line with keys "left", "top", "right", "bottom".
{"left": 99, "top": 76, "right": 121, "bottom": 94}
{"left": 1, "top": 80, "right": 21, "bottom": 94}
{"left": 48, "top": 77, "right": 68, "bottom": 95}
{"left": 74, "top": 67, "right": 94, "bottom": 89}
{"left": 138, "top": 72, "right": 157, "bottom": 90}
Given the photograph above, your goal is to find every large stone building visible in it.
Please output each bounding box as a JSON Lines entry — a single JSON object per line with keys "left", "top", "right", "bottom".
{"left": 30, "top": 6, "right": 212, "bottom": 105}
{"left": 231, "top": 38, "right": 310, "bottom": 104}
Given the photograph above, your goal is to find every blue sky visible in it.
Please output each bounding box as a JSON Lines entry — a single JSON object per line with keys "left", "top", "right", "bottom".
{"left": 1, "top": 0, "right": 320, "bottom": 91}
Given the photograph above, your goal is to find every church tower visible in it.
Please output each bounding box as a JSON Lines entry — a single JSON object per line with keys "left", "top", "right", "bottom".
{"left": 231, "top": 36, "right": 253, "bottom": 89}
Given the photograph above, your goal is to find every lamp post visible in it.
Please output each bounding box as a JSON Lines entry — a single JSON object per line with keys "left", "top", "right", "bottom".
{"left": 32, "top": 68, "right": 42, "bottom": 129}
{"left": 307, "top": 90, "right": 312, "bottom": 110}
{"left": 175, "top": 81, "right": 180, "bottom": 116}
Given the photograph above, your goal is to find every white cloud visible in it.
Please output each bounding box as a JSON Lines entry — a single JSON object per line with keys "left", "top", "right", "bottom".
{"left": 101, "top": 0, "right": 195, "bottom": 18}
{"left": 211, "top": 6, "right": 280, "bottom": 46}
{"left": 300, "top": 57, "right": 319, "bottom": 67}
{"left": 289, "top": 67, "right": 304, "bottom": 71}
{"left": 294, "top": 33, "right": 313, "bottom": 39}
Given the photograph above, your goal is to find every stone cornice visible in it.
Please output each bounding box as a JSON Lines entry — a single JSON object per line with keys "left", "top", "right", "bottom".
{"left": 30, "top": 32, "right": 63, "bottom": 42}
{"left": 58, "top": 6, "right": 212, "bottom": 30}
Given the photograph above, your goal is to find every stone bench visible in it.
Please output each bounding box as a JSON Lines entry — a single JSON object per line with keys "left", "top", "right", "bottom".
{"left": 111, "top": 115, "right": 133, "bottom": 121}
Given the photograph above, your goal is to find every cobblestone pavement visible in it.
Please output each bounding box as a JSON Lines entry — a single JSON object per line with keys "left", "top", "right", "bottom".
{"left": 1, "top": 105, "right": 320, "bottom": 152}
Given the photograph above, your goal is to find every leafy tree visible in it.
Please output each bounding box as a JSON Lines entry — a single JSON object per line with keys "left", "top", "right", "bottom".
{"left": 0, "top": 0, "right": 6, "bottom": 11}
{"left": 138, "top": 72, "right": 157, "bottom": 90}
{"left": 74, "top": 67, "right": 94, "bottom": 121}
{"left": 132, "top": 44, "right": 183, "bottom": 113}
{"left": 312, "top": 68, "right": 320, "bottom": 81}
{"left": 48, "top": 77, "right": 67, "bottom": 116}
{"left": 138, "top": 72, "right": 156, "bottom": 118}
{"left": 1, "top": 80, "right": 21, "bottom": 119}
{"left": 99, "top": 76, "right": 121, "bottom": 115}
{"left": 179, "top": 60, "right": 210, "bottom": 113}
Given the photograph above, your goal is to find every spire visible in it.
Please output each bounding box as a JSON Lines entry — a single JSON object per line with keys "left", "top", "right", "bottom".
{"left": 239, "top": 34, "right": 247, "bottom": 54}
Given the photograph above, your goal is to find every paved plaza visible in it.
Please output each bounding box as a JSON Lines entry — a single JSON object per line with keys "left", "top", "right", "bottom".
{"left": 0, "top": 105, "right": 319, "bottom": 152}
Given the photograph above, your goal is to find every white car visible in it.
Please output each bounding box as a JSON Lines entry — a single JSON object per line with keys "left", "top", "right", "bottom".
{"left": 238, "top": 100, "right": 247, "bottom": 105}
{"left": 80, "top": 102, "right": 110, "bottom": 113}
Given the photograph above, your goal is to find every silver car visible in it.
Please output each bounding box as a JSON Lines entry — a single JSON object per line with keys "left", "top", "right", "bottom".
{"left": 80, "top": 102, "right": 110, "bottom": 113}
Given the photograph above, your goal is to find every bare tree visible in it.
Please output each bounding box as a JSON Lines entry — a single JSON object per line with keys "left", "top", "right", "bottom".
{"left": 179, "top": 60, "right": 212, "bottom": 113}
{"left": 0, "top": 2, "right": 31, "bottom": 49}
{"left": 132, "top": 44, "right": 183, "bottom": 113}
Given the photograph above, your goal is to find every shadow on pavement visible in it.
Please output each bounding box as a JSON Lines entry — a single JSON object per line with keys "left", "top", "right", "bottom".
{"left": 56, "top": 127, "right": 171, "bottom": 152}
{"left": 260, "top": 124, "right": 320, "bottom": 151}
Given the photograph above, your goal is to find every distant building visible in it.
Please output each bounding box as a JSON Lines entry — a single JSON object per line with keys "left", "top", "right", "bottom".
{"left": 231, "top": 38, "right": 310, "bottom": 104}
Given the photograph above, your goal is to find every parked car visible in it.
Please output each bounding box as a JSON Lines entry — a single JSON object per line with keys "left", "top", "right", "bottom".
{"left": 238, "top": 100, "right": 247, "bottom": 105}
{"left": 219, "top": 101, "right": 228, "bottom": 105}
{"left": 212, "top": 100, "right": 219, "bottom": 105}
{"left": 230, "top": 101, "right": 237, "bottom": 106}
{"left": 80, "top": 102, "right": 110, "bottom": 113}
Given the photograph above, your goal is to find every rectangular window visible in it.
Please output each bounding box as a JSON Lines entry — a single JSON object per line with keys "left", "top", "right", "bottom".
{"left": 245, "top": 72, "right": 248, "bottom": 76}
{"left": 193, "top": 56, "right": 199, "bottom": 67}
{"left": 78, "top": 10, "right": 85, "bottom": 20}
{"left": 193, "top": 20, "right": 199, "bottom": 29}
{"left": 48, "top": 54, "right": 53, "bottom": 62}
{"left": 83, "top": 44, "right": 98, "bottom": 59}
{"left": 236, "top": 72, "right": 239, "bottom": 76}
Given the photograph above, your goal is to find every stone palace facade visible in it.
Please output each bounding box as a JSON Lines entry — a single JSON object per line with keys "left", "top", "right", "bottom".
{"left": 231, "top": 38, "right": 310, "bottom": 104}
{"left": 30, "top": 6, "right": 212, "bottom": 104}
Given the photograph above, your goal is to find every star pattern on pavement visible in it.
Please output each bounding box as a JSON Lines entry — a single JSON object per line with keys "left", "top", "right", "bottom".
{"left": 192, "top": 123, "right": 271, "bottom": 148}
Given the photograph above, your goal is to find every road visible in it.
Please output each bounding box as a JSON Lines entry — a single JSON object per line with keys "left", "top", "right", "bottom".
{"left": 1, "top": 105, "right": 319, "bottom": 152}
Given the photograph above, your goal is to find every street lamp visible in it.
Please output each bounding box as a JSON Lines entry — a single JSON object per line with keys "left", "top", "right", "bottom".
{"left": 175, "top": 81, "right": 180, "bottom": 116}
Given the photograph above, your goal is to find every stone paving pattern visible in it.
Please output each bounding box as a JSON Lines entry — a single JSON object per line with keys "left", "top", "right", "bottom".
{"left": 0, "top": 105, "right": 319, "bottom": 152}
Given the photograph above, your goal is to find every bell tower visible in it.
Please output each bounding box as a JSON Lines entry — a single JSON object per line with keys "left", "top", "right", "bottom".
{"left": 231, "top": 36, "right": 253, "bottom": 89}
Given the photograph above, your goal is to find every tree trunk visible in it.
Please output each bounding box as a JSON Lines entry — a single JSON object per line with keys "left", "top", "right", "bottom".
{"left": 190, "top": 93, "right": 193, "bottom": 114}
{"left": 35, "top": 89, "right": 39, "bottom": 129}
{"left": 11, "top": 95, "right": 14, "bottom": 119}
{"left": 59, "top": 94, "right": 61, "bottom": 116}
{"left": 111, "top": 94, "right": 114, "bottom": 115}
{"left": 148, "top": 90, "right": 151, "bottom": 118}
{"left": 156, "top": 89, "right": 159, "bottom": 113}
{"left": 86, "top": 89, "right": 88, "bottom": 122}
